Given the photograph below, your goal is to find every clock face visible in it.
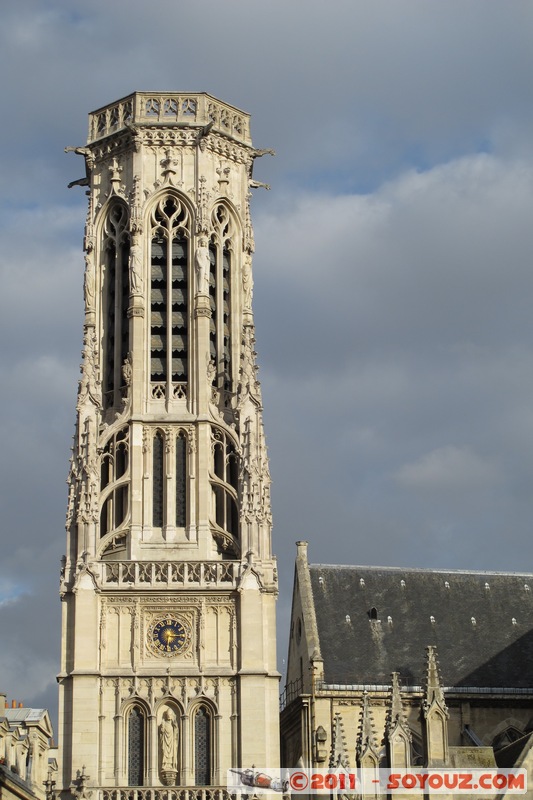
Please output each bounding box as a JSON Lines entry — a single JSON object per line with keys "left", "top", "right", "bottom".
{"left": 149, "top": 616, "right": 189, "bottom": 656}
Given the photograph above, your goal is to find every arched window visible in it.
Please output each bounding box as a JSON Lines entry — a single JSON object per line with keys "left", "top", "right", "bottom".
{"left": 194, "top": 706, "right": 212, "bottom": 786}
{"left": 128, "top": 706, "right": 145, "bottom": 786}
{"left": 209, "top": 204, "right": 234, "bottom": 394}
{"left": 100, "top": 427, "right": 129, "bottom": 538}
{"left": 102, "top": 202, "right": 130, "bottom": 409}
{"left": 410, "top": 730, "right": 424, "bottom": 766}
{"left": 210, "top": 426, "right": 239, "bottom": 554}
{"left": 149, "top": 196, "right": 190, "bottom": 398}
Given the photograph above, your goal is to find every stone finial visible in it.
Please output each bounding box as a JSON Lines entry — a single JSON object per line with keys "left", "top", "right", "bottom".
{"left": 386, "top": 673, "right": 410, "bottom": 736}
{"left": 424, "top": 645, "right": 447, "bottom": 712}
{"left": 385, "top": 673, "right": 412, "bottom": 768}
{"left": 71, "top": 766, "right": 92, "bottom": 800}
{"left": 329, "top": 712, "right": 350, "bottom": 769}
{"left": 357, "top": 692, "right": 381, "bottom": 767}
{"left": 422, "top": 646, "right": 449, "bottom": 766}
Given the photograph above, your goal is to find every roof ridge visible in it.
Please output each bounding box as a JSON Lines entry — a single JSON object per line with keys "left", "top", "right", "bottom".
{"left": 310, "top": 564, "right": 533, "bottom": 577}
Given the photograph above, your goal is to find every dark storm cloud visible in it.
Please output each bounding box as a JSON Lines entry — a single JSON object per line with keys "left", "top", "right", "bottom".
{"left": 0, "top": 0, "right": 532, "bottom": 716}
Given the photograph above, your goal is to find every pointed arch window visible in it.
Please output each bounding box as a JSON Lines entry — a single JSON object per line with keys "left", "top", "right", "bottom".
{"left": 194, "top": 705, "right": 212, "bottom": 786}
{"left": 210, "top": 426, "right": 239, "bottom": 554}
{"left": 209, "top": 204, "right": 234, "bottom": 394}
{"left": 102, "top": 202, "right": 130, "bottom": 409}
{"left": 127, "top": 705, "right": 145, "bottom": 786}
{"left": 100, "top": 426, "right": 130, "bottom": 538}
{"left": 150, "top": 196, "right": 191, "bottom": 399}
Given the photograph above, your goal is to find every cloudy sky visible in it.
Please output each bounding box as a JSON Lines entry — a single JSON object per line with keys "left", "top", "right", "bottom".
{"left": 1, "top": 0, "right": 533, "bottom": 728}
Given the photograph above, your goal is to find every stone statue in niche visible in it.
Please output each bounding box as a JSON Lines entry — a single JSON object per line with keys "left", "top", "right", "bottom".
{"left": 84, "top": 253, "right": 95, "bottom": 311}
{"left": 207, "top": 358, "right": 216, "bottom": 385}
{"left": 242, "top": 252, "right": 253, "bottom": 310}
{"left": 195, "top": 237, "right": 210, "bottom": 295}
{"left": 122, "top": 354, "right": 133, "bottom": 388}
{"left": 129, "top": 238, "right": 143, "bottom": 295}
{"left": 159, "top": 707, "right": 179, "bottom": 784}
{"left": 77, "top": 331, "right": 101, "bottom": 409}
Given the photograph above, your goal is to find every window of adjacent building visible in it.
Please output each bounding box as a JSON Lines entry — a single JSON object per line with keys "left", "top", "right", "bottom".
{"left": 492, "top": 726, "right": 524, "bottom": 751}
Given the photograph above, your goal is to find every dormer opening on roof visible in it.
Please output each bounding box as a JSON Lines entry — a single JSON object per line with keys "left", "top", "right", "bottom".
{"left": 492, "top": 725, "right": 524, "bottom": 751}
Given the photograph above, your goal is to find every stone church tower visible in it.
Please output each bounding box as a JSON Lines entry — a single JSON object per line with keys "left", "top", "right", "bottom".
{"left": 59, "top": 93, "right": 279, "bottom": 798}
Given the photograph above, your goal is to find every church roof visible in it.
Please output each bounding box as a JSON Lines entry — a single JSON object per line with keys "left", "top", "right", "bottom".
{"left": 309, "top": 564, "right": 533, "bottom": 689}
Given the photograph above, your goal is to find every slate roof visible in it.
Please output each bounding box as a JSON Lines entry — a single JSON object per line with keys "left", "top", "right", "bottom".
{"left": 4, "top": 708, "right": 46, "bottom": 724}
{"left": 310, "top": 565, "right": 533, "bottom": 688}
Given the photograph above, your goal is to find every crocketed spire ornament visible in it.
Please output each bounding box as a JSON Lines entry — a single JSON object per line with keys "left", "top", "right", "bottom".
{"left": 422, "top": 645, "right": 449, "bottom": 765}
{"left": 357, "top": 692, "right": 381, "bottom": 767}
{"left": 384, "top": 672, "right": 412, "bottom": 768}
{"left": 329, "top": 712, "right": 350, "bottom": 769}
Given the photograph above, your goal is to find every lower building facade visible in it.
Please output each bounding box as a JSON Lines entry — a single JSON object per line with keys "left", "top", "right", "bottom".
{"left": 281, "top": 542, "right": 533, "bottom": 796}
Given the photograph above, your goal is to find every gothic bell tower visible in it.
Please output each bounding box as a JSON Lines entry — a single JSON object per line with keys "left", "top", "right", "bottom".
{"left": 58, "top": 93, "right": 279, "bottom": 799}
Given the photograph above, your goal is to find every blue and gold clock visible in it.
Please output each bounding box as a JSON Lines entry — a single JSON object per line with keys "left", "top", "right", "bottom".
{"left": 149, "top": 616, "right": 190, "bottom": 657}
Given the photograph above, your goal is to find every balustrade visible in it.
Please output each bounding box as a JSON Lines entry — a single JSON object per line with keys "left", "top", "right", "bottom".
{"left": 101, "top": 561, "right": 238, "bottom": 589}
